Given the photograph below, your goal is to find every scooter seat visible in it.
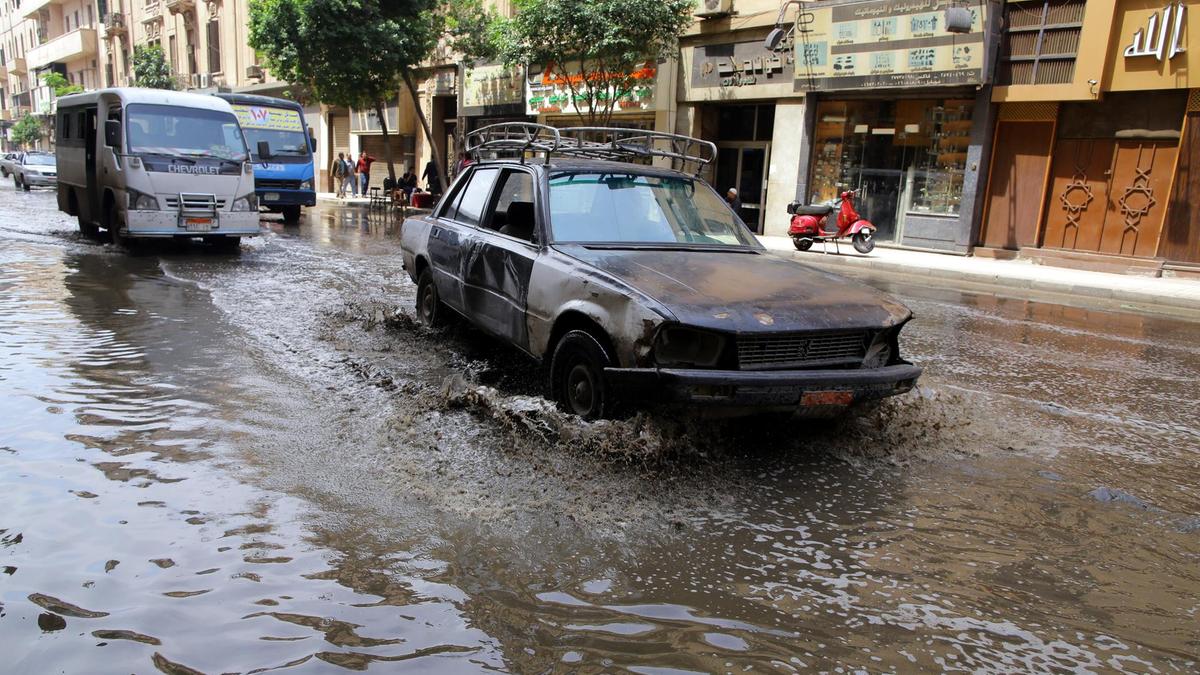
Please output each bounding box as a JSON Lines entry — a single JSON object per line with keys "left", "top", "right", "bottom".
{"left": 792, "top": 204, "right": 835, "bottom": 217}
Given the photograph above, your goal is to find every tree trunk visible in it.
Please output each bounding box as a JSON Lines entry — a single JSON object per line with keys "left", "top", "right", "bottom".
{"left": 401, "top": 70, "right": 448, "bottom": 194}
{"left": 374, "top": 100, "right": 397, "bottom": 183}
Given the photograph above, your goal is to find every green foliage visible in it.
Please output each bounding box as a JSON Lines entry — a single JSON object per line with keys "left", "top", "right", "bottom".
{"left": 445, "top": 0, "right": 502, "bottom": 63}
{"left": 132, "top": 45, "right": 177, "bottom": 90}
{"left": 248, "top": 0, "right": 441, "bottom": 112}
{"left": 493, "top": 0, "right": 694, "bottom": 124}
{"left": 11, "top": 113, "right": 44, "bottom": 147}
{"left": 41, "top": 72, "right": 84, "bottom": 97}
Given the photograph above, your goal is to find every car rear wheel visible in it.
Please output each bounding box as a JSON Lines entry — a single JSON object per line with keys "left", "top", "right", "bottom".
{"left": 415, "top": 268, "right": 446, "bottom": 327}
{"left": 852, "top": 231, "right": 875, "bottom": 254}
{"left": 551, "top": 329, "right": 614, "bottom": 421}
{"left": 793, "top": 237, "right": 813, "bottom": 251}
{"left": 14, "top": 175, "right": 22, "bottom": 190}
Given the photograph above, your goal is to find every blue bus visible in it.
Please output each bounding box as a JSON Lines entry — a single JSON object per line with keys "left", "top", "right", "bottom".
{"left": 215, "top": 93, "right": 316, "bottom": 224}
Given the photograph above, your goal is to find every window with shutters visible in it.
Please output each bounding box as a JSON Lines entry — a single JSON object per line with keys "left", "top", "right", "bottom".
{"left": 998, "top": 0, "right": 1086, "bottom": 85}
{"left": 206, "top": 19, "right": 220, "bottom": 74}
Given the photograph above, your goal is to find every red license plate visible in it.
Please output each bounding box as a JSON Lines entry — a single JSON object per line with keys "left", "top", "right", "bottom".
{"left": 801, "top": 391, "right": 854, "bottom": 406}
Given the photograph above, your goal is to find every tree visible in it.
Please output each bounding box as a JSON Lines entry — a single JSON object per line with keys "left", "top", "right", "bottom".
{"left": 132, "top": 45, "right": 177, "bottom": 90}
{"left": 11, "top": 113, "right": 44, "bottom": 148}
{"left": 492, "top": 0, "right": 694, "bottom": 126}
{"left": 42, "top": 72, "right": 84, "bottom": 97}
{"left": 249, "top": 0, "right": 446, "bottom": 187}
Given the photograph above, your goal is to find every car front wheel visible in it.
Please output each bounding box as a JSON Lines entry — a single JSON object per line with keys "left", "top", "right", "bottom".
{"left": 551, "top": 329, "right": 615, "bottom": 421}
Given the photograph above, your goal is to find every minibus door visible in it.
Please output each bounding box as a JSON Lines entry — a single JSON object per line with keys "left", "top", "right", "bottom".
{"left": 84, "top": 107, "right": 99, "bottom": 222}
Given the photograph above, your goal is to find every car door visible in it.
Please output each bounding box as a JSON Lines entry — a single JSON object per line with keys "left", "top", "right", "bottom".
{"left": 427, "top": 166, "right": 500, "bottom": 313}
{"left": 461, "top": 168, "right": 540, "bottom": 349}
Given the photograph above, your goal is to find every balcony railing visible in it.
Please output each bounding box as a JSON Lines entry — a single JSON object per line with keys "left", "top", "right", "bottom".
{"left": 27, "top": 28, "right": 98, "bottom": 70}
{"left": 104, "top": 13, "right": 127, "bottom": 36}
{"left": 6, "top": 57, "right": 27, "bottom": 75}
{"left": 165, "top": 0, "right": 195, "bottom": 14}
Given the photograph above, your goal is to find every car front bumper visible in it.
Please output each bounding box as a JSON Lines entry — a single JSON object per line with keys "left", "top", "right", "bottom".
{"left": 605, "top": 362, "right": 922, "bottom": 413}
{"left": 124, "top": 211, "right": 262, "bottom": 238}
{"left": 22, "top": 174, "right": 57, "bottom": 186}
{"left": 258, "top": 189, "right": 317, "bottom": 207}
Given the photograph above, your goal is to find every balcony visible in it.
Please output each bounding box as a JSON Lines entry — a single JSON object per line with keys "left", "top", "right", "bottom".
{"left": 6, "top": 57, "right": 27, "bottom": 76}
{"left": 103, "top": 13, "right": 127, "bottom": 37}
{"left": 165, "top": 0, "right": 195, "bottom": 14}
{"left": 27, "top": 28, "right": 98, "bottom": 70}
{"left": 21, "top": 0, "right": 65, "bottom": 20}
{"left": 142, "top": 2, "right": 163, "bottom": 22}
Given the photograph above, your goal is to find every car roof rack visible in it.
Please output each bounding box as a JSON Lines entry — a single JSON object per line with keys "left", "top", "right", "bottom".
{"left": 465, "top": 122, "right": 717, "bottom": 176}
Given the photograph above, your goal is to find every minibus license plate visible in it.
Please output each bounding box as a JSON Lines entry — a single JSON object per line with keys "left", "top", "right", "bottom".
{"left": 264, "top": 192, "right": 280, "bottom": 202}
{"left": 185, "top": 218, "right": 213, "bottom": 232}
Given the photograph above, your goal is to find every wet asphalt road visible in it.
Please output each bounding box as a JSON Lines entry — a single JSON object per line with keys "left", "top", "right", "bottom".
{"left": 1, "top": 183, "right": 1198, "bottom": 673}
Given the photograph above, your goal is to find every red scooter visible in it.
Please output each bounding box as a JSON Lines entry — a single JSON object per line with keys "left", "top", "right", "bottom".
{"left": 787, "top": 189, "right": 876, "bottom": 254}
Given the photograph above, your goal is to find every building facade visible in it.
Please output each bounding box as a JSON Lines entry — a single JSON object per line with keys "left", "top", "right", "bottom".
{"left": 980, "top": 0, "right": 1200, "bottom": 274}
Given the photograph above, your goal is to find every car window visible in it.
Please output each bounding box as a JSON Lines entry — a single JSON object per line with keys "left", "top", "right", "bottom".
{"left": 486, "top": 170, "right": 536, "bottom": 242}
{"left": 25, "top": 153, "right": 55, "bottom": 167}
{"left": 450, "top": 167, "right": 499, "bottom": 227}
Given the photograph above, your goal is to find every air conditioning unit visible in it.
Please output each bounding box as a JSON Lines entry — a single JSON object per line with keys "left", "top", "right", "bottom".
{"left": 189, "top": 73, "right": 202, "bottom": 89}
{"left": 695, "top": 0, "right": 732, "bottom": 18}
{"left": 245, "top": 64, "right": 263, "bottom": 80}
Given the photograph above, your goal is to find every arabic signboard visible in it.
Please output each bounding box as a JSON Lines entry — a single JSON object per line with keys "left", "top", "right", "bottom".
{"left": 461, "top": 62, "right": 526, "bottom": 117}
{"left": 525, "top": 61, "right": 657, "bottom": 116}
{"left": 791, "top": 0, "right": 987, "bottom": 92}
{"left": 233, "top": 105, "right": 304, "bottom": 133}
{"left": 684, "top": 40, "right": 797, "bottom": 101}
{"left": 1107, "top": 0, "right": 1197, "bottom": 91}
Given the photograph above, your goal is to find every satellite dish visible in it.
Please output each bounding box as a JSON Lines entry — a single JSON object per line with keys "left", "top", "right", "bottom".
{"left": 763, "top": 27, "right": 786, "bottom": 50}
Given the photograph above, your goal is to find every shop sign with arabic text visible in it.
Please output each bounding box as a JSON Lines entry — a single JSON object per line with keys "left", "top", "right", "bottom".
{"left": 791, "top": 0, "right": 988, "bottom": 91}
{"left": 525, "top": 62, "right": 657, "bottom": 116}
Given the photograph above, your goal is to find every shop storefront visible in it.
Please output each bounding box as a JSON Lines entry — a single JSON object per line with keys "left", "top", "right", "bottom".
{"left": 525, "top": 60, "right": 665, "bottom": 133}
{"left": 980, "top": 0, "right": 1200, "bottom": 273}
{"left": 460, "top": 61, "right": 531, "bottom": 134}
{"left": 792, "top": 0, "right": 995, "bottom": 252}
{"left": 678, "top": 32, "right": 804, "bottom": 235}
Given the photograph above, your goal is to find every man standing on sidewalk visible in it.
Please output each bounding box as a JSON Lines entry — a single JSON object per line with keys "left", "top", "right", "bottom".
{"left": 332, "top": 153, "right": 348, "bottom": 198}
{"left": 357, "top": 151, "right": 377, "bottom": 197}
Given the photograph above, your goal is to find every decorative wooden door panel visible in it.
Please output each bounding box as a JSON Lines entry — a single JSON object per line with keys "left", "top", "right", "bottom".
{"left": 980, "top": 121, "right": 1055, "bottom": 250}
{"left": 1042, "top": 139, "right": 1176, "bottom": 256}
{"left": 1042, "top": 139, "right": 1113, "bottom": 251}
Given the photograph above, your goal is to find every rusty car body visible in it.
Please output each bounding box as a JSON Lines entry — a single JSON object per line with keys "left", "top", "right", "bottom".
{"left": 398, "top": 124, "right": 921, "bottom": 419}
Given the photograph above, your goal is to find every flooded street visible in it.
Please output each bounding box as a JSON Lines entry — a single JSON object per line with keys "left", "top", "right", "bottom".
{"left": 1, "top": 184, "right": 1197, "bottom": 673}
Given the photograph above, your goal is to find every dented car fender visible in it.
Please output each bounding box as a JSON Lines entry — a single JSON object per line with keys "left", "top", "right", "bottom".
{"left": 525, "top": 249, "right": 675, "bottom": 368}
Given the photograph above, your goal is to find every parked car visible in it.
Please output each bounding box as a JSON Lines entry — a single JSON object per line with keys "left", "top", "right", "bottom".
{"left": 13, "top": 151, "right": 57, "bottom": 191}
{"left": 399, "top": 124, "right": 922, "bottom": 419}
{"left": 1, "top": 152, "right": 21, "bottom": 178}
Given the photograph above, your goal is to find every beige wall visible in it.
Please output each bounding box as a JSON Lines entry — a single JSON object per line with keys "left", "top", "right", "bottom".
{"left": 1104, "top": 0, "right": 1199, "bottom": 91}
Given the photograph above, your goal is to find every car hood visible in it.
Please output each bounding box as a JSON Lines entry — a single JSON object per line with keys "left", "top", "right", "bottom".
{"left": 555, "top": 245, "right": 912, "bottom": 333}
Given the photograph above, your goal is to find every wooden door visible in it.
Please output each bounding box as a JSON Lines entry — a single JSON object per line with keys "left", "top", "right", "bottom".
{"left": 1160, "top": 112, "right": 1200, "bottom": 263}
{"left": 1099, "top": 141, "right": 1176, "bottom": 257}
{"left": 980, "top": 121, "right": 1054, "bottom": 249}
{"left": 1041, "top": 139, "right": 1114, "bottom": 251}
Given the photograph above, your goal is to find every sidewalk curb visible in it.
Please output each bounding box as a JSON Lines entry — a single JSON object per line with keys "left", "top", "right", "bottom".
{"left": 774, "top": 251, "right": 1200, "bottom": 322}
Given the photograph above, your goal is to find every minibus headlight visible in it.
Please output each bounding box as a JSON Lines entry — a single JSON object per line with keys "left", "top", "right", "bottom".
{"left": 299, "top": 179, "right": 313, "bottom": 191}
{"left": 127, "top": 188, "right": 159, "bottom": 210}
{"left": 231, "top": 194, "right": 258, "bottom": 212}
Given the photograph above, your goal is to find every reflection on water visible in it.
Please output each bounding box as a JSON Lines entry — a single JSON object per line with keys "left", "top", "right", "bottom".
{"left": 1, "top": 189, "right": 1198, "bottom": 672}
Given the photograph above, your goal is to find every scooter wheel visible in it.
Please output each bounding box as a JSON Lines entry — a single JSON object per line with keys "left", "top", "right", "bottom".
{"left": 852, "top": 231, "right": 875, "bottom": 254}
{"left": 793, "top": 238, "right": 813, "bottom": 252}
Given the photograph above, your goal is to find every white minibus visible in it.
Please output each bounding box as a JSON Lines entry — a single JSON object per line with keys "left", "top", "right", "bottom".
{"left": 55, "top": 88, "right": 260, "bottom": 249}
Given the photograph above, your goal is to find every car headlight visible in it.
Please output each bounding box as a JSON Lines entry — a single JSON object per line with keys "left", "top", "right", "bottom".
{"left": 299, "top": 179, "right": 313, "bottom": 191}
{"left": 863, "top": 328, "right": 898, "bottom": 368}
{"left": 231, "top": 194, "right": 258, "bottom": 212}
{"left": 27, "top": 168, "right": 41, "bottom": 175}
{"left": 127, "top": 188, "right": 159, "bottom": 210}
{"left": 654, "top": 326, "right": 725, "bottom": 368}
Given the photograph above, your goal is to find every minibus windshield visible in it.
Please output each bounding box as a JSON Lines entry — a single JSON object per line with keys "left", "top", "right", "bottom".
{"left": 126, "top": 104, "right": 249, "bottom": 162}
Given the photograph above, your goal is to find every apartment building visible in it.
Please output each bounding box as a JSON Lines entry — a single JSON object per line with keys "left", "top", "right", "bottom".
{"left": 1, "top": 0, "right": 45, "bottom": 130}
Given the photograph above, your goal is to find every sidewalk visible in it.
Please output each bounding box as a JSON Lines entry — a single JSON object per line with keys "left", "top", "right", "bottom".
{"left": 758, "top": 235, "right": 1200, "bottom": 321}
{"left": 316, "top": 192, "right": 371, "bottom": 206}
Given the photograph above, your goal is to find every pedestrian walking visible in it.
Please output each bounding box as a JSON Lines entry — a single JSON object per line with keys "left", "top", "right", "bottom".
{"left": 725, "top": 188, "right": 742, "bottom": 213}
{"left": 357, "top": 151, "right": 377, "bottom": 196}
{"left": 454, "top": 150, "right": 473, "bottom": 177}
{"left": 343, "top": 155, "right": 357, "bottom": 198}
{"left": 332, "top": 152, "right": 348, "bottom": 198}
{"left": 422, "top": 159, "right": 441, "bottom": 195}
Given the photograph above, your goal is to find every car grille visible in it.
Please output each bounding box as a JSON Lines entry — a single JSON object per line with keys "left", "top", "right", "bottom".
{"left": 256, "top": 178, "right": 302, "bottom": 190}
{"left": 165, "top": 195, "right": 226, "bottom": 211}
{"left": 736, "top": 331, "right": 870, "bottom": 370}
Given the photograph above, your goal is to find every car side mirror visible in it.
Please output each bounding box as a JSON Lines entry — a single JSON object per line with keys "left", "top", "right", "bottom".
{"left": 257, "top": 140, "right": 272, "bottom": 159}
{"left": 104, "top": 119, "right": 121, "bottom": 148}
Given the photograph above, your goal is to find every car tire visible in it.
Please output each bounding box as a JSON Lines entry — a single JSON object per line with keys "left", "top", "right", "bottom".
{"left": 78, "top": 216, "right": 99, "bottom": 237}
{"left": 415, "top": 268, "right": 447, "bottom": 327}
{"left": 793, "top": 238, "right": 813, "bottom": 251}
{"left": 281, "top": 205, "right": 302, "bottom": 224}
{"left": 212, "top": 236, "right": 241, "bottom": 253}
{"left": 551, "top": 329, "right": 615, "bottom": 421}
{"left": 14, "top": 175, "right": 21, "bottom": 190}
{"left": 107, "top": 202, "right": 130, "bottom": 248}
{"left": 852, "top": 231, "right": 875, "bottom": 254}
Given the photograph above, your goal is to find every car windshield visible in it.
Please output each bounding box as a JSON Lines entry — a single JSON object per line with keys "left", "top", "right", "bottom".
{"left": 231, "top": 104, "right": 311, "bottom": 160}
{"left": 126, "top": 103, "right": 249, "bottom": 162}
{"left": 548, "top": 172, "right": 758, "bottom": 247}
{"left": 25, "top": 153, "right": 55, "bottom": 167}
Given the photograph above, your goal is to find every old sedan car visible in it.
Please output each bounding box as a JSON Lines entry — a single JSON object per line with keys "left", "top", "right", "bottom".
{"left": 1, "top": 151, "right": 21, "bottom": 178}
{"left": 13, "top": 151, "right": 57, "bottom": 191}
{"left": 399, "top": 125, "right": 921, "bottom": 419}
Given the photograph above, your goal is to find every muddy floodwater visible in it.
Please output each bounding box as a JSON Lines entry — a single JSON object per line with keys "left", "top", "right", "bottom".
{"left": 1, "top": 186, "right": 1198, "bottom": 673}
